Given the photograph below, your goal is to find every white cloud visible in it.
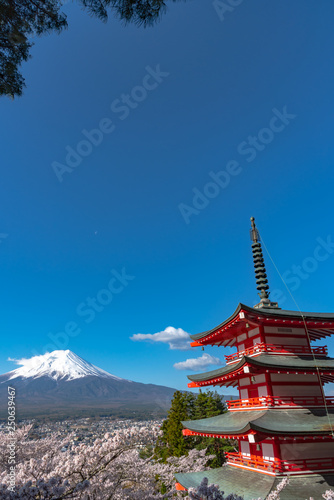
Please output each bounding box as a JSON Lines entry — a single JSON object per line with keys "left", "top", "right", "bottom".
{"left": 8, "top": 357, "right": 29, "bottom": 365}
{"left": 130, "top": 326, "right": 192, "bottom": 351}
{"left": 174, "top": 353, "right": 223, "bottom": 371}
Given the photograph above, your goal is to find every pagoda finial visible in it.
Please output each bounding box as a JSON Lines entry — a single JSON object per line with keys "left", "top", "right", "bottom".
{"left": 250, "top": 217, "right": 279, "bottom": 309}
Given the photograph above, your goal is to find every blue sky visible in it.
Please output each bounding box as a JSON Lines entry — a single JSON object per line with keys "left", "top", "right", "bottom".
{"left": 1, "top": 0, "right": 334, "bottom": 395}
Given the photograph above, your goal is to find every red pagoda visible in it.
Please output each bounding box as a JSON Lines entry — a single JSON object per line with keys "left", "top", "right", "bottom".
{"left": 175, "top": 218, "right": 334, "bottom": 499}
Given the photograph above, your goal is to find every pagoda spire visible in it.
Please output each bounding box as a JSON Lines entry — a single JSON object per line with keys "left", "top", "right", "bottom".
{"left": 250, "top": 217, "right": 279, "bottom": 309}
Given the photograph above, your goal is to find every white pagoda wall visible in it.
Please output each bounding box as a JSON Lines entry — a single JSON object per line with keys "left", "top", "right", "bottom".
{"left": 263, "top": 326, "right": 310, "bottom": 348}
{"left": 270, "top": 373, "right": 322, "bottom": 397}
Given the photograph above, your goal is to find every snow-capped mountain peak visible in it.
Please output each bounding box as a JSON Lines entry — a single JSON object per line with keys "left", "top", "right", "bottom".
{"left": 5, "top": 350, "right": 124, "bottom": 382}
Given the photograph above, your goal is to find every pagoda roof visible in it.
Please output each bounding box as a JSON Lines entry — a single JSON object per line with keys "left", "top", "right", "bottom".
{"left": 181, "top": 408, "right": 334, "bottom": 436}
{"left": 190, "top": 303, "right": 334, "bottom": 343}
{"left": 187, "top": 354, "right": 334, "bottom": 384}
{"left": 175, "top": 465, "right": 334, "bottom": 500}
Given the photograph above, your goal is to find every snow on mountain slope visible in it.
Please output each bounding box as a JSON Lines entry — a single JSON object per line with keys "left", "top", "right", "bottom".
{"left": 5, "top": 350, "right": 125, "bottom": 382}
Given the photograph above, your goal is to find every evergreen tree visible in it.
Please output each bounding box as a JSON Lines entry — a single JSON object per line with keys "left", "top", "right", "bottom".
{"left": 155, "top": 389, "right": 235, "bottom": 468}
{"left": 191, "top": 390, "right": 231, "bottom": 468}
{"left": 206, "top": 390, "right": 226, "bottom": 417}
{"left": 193, "top": 390, "right": 209, "bottom": 420}
{"left": 184, "top": 390, "right": 197, "bottom": 420}
{"left": 155, "top": 391, "right": 197, "bottom": 460}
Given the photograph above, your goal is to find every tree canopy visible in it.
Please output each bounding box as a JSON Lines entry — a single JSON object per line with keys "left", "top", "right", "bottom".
{"left": 80, "top": 0, "right": 175, "bottom": 26}
{"left": 0, "top": 0, "right": 180, "bottom": 98}
{"left": 0, "top": 0, "right": 67, "bottom": 97}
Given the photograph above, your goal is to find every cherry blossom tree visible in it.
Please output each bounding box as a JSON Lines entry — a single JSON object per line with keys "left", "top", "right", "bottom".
{"left": 185, "top": 477, "right": 243, "bottom": 500}
{"left": 322, "top": 492, "right": 334, "bottom": 500}
{"left": 0, "top": 423, "right": 212, "bottom": 499}
{"left": 1, "top": 425, "right": 333, "bottom": 499}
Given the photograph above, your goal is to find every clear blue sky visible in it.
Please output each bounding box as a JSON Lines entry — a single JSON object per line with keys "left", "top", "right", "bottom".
{"left": 1, "top": 0, "right": 334, "bottom": 396}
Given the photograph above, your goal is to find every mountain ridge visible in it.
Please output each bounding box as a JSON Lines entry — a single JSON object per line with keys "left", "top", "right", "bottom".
{"left": 5, "top": 350, "right": 125, "bottom": 382}
{"left": 0, "top": 350, "right": 176, "bottom": 419}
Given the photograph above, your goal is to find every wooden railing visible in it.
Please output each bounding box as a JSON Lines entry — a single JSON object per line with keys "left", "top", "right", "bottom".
{"left": 226, "top": 452, "right": 334, "bottom": 473}
{"left": 226, "top": 452, "right": 281, "bottom": 472}
{"left": 227, "top": 395, "right": 334, "bottom": 410}
{"left": 225, "top": 343, "right": 328, "bottom": 364}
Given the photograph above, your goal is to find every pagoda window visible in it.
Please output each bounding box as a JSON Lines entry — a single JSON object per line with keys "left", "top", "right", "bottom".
{"left": 240, "top": 388, "right": 249, "bottom": 399}
{"left": 248, "top": 327, "right": 260, "bottom": 338}
{"left": 270, "top": 372, "right": 323, "bottom": 398}
{"left": 270, "top": 374, "right": 318, "bottom": 383}
{"left": 264, "top": 326, "right": 306, "bottom": 336}
{"left": 280, "top": 442, "right": 334, "bottom": 460}
{"left": 239, "top": 376, "right": 250, "bottom": 386}
{"left": 258, "top": 385, "right": 268, "bottom": 397}
{"left": 264, "top": 335, "right": 309, "bottom": 347}
{"left": 237, "top": 333, "right": 247, "bottom": 343}
{"left": 240, "top": 440, "right": 251, "bottom": 457}
{"left": 236, "top": 333, "right": 247, "bottom": 352}
{"left": 253, "top": 374, "right": 266, "bottom": 384}
{"left": 262, "top": 443, "right": 275, "bottom": 461}
{"left": 272, "top": 384, "right": 322, "bottom": 397}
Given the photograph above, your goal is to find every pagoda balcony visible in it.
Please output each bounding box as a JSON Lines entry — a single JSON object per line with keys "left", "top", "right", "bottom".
{"left": 226, "top": 452, "right": 334, "bottom": 475}
{"left": 225, "top": 343, "right": 328, "bottom": 364}
{"left": 226, "top": 395, "right": 334, "bottom": 410}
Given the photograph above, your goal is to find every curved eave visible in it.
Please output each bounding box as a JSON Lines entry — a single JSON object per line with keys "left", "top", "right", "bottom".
{"left": 187, "top": 354, "right": 334, "bottom": 385}
{"left": 181, "top": 411, "right": 265, "bottom": 437}
{"left": 182, "top": 408, "right": 334, "bottom": 437}
{"left": 190, "top": 303, "right": 334, "bottom": 343}
{"left": 175, "top": 465, "right": 334, "bottom": 500}
{"left": 187, "top": 356, "right": 245, "bottom": 382}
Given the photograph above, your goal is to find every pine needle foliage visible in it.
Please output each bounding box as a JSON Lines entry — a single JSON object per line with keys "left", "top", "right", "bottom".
{"left": 0, "top": 0, "right": 182, "bottom": 98}
{"left": 154, "top": 390, "right": 237, "bottom": 468}
{"left": 0, "top": 0, "right": 67, "bottom": 97}
{"left": 79, "top": 0, "right": 180, "bottom": 27}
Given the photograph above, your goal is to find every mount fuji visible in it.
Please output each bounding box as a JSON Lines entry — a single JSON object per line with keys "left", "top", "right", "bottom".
{"left": 0, "top": 350, "right": 177, "bottom": 419}
{"left": 5, "top": 350, "right": 125, "bottom": 382}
